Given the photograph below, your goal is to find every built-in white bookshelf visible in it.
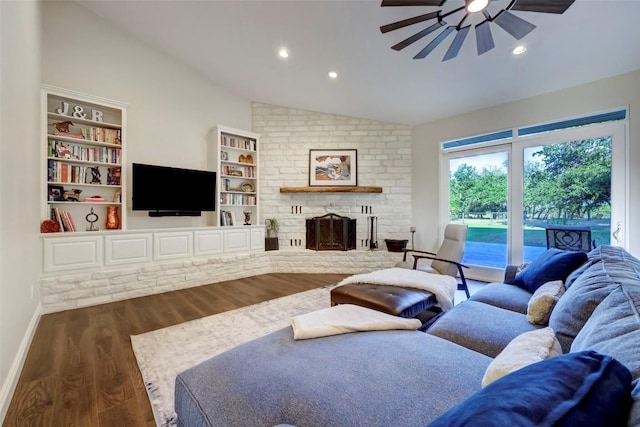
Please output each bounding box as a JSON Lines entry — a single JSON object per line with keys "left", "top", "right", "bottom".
{"left": 214, "top": 125, "right": 260, "bottom": 226}
{"left": 41, "top": 85, "right": 127, "bottom": 233}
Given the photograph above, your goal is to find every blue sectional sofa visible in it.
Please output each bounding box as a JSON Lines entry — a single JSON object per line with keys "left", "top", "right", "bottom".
{"left": 175, "top": 245, "right": 640, "bottom": 426}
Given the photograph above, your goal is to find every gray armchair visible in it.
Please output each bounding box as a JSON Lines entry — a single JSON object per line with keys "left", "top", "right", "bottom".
{"left": 398, "top": 223, "right": 470, "bottom": 298}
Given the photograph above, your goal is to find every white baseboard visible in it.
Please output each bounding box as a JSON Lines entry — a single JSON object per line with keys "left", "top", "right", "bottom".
{"left": 0, "top": 303, "right": 42, "bottom": 424}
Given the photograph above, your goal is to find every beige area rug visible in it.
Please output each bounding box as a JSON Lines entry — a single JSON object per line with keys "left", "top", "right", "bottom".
{"left": 131, "top": 285, "right": 334, "bottom": 427}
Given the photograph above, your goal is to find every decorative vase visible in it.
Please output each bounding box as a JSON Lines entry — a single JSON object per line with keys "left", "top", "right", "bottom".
{"left": 105, "top": 206, "right": 120, "bottom": 230}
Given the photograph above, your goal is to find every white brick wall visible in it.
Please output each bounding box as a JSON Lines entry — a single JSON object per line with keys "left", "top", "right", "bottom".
{"left": 252, "top": 102, "right": 413, "bottom": 249}
{"left": 40, "top": 253, "right": 272, "bottom": 313}
{"left": 39, "top": 249, "right": 407, "bottom": 313}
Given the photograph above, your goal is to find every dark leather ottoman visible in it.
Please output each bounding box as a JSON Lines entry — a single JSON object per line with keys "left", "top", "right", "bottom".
{"left": 330, "top": 284, "right": 436, "bottom": 318}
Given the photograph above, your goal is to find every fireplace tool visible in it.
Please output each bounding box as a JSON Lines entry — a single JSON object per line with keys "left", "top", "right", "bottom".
{"left": 368, "top": 216, "right": 378, "bottom": 250}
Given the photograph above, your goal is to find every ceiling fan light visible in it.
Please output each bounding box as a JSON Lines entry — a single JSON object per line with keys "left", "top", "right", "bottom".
{"left": 466, "top": 0, "right": 488, "bottom": 13}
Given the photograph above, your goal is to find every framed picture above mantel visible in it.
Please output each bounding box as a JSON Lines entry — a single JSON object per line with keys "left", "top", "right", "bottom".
{"left": 309, "top": 149, "right": 357, "bottom": 187}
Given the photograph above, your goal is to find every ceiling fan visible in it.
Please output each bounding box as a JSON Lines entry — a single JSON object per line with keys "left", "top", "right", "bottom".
{"left": 380, "top": 0, "right": 575, "bottom": 61}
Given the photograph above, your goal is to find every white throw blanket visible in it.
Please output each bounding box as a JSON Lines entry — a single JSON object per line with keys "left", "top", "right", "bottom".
{"left": 338, "top": 267, "right": 457, "bottom": 311}
{"left": 291, "top": 304, "right": 421, "bottom": 340}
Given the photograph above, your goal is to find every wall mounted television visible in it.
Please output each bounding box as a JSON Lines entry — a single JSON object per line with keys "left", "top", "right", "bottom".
{"left": 132, "top": 163, "right": 216, "bottom": 217}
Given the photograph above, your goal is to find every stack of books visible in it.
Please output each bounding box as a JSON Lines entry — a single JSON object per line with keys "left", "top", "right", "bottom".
{"left": 51, "top": 207, "right": 77, "bottom": 232}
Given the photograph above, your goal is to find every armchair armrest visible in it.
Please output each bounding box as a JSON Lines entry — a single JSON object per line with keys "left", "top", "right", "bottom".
{"left": 412, "top": 254, "right": 471, "bottom": 298}
{"left": 411, "top": 254, "right": 469, "bottom": 271}
{"left": 402, "top": 248, "right": 437, "bottom": 262}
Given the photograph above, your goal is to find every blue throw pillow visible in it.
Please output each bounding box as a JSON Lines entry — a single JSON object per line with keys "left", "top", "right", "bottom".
{"left": 427, "top": 351, "right": 632, "bottom": 427}
{"left": 512, "top": 249, "right": 588, "bottom": 293}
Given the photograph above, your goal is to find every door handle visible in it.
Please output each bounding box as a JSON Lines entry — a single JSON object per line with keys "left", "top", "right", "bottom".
{"left": 612, "top": 222, "right": 622, "bottom": 243}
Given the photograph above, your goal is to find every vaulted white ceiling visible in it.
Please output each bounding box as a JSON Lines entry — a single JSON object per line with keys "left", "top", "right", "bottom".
{"left": 76, "top": 0, "right": 640, "bottom": 125}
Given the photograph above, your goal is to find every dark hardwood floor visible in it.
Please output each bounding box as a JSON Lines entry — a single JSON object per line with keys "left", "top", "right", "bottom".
{"left": 4, "top": 273, "right": 348, "bottom": 427}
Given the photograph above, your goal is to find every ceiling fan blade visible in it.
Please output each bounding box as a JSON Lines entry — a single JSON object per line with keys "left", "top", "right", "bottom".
{"left": 494, "top": 10, "right": 536, "bottom": 39}
{"left": 413, "top": 26, "right": 455, "bottom": 59}
{"left": 475, "top": 21, "right": 495, "bottom": 55}
{"left": 380, "top": 11, "right": 439, "bottom": 34}
{"left": 381, "top": 0, "right": 445, "bottom": 6}
{"left": 443, "top": 25, "right": 470, "bottom": 61}
{"left": 510, "top": 0, "right": 575, "bottom": 14}
{"left": 391, "top": 21, "right": 446, "bottom": 51}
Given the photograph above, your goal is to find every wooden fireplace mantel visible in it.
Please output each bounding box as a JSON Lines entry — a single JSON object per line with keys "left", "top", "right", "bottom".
{"left": 280, "top": 186, "right": 383, "bottom": 193}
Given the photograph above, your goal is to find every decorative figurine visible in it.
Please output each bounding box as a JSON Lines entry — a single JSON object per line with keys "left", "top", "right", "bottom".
{"left": 50, "top": 121, "right": 74, "bottom": 133}
{"left": 86, "top": 208, "right": 99, "bottom": 231}
{"left": 88, "top": 166, "right": 102, "bottom": 184}
{"left": 63, "top": 189, "right": 82, "bottom": 202}
{"left": 243, "top": 210, "right": 252, "bottom": 226}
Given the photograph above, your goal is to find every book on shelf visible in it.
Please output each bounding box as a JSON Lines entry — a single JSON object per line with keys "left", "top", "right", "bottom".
{"left": 220, "top": 210, "right": 236, "bottom": 226}
{"left": 53, "top": 208, "right": 64, "bottom": 231}
{"left": 220, "top": 135, "right": 256, "bottom": 151}
{"left": 84, "top": 195, "right": 107, "bottom": 202}
{"left": 48, "top": 139, "right": 121, "bottom": 163}
{"left": 80, "top": 127, "right": 121, "bottom": 144}
{"left": 51, "top": 207, "right": 76, "bottom": 232}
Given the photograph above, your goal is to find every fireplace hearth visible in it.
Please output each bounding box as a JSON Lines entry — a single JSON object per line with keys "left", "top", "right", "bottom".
{"left": 306, "top": 213, "right": 356, "bottom": 251}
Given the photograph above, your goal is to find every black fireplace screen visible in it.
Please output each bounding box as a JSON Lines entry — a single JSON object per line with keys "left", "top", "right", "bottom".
{"left": 306, "top": 213, "right": 356, "bottom": 251}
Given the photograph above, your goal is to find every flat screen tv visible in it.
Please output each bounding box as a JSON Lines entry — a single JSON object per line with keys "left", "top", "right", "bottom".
{"left": 132, "top": 163, "right": 216, "bottom": 216}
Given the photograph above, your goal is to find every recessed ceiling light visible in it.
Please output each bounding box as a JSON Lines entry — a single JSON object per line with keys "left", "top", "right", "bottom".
{"left": 513, "top": 45, "right": 527, "bottom": 55}
{"left": 278, "top": 48, "right": 289, "bottom": 59}
{"left": 328, "top": 71, "right": 338, "bottom": 79}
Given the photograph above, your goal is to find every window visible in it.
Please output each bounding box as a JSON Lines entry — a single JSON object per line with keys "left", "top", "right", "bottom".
{"left": 441, "top": 110, "right": 627, "bottom": 281}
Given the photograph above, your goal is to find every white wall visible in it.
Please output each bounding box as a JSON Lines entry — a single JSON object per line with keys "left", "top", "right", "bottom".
{"left": 41, "top": 1, "right": 252, "bottom": 229}
{"left": 0, "top": 0, "right": 42, "bottom": 421}
{"left": 412, "top": 70, "right": 640, "bottom": 255}
{"left": 253, "top": 103, "right": 413, "bottom": 249}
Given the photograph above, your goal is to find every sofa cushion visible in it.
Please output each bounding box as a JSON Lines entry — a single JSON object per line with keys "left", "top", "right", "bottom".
{"left": 428, "top": 301, "right": 539, "bottom": 358}
{"left": 589, "top": 244, "right": 640, "bottom": 267}
{"left": 512, "top": 248, "right": 587, "bottom": 293}
{"left": 571, "top": 285, "right": 640, "bottom": 381}
{"left": 572, "top": 284, "right": 640, "bottom": 427}
{"left": 175, "top": 328, "right": 492, "bottom": 427}
{"left": 527, "top": 280, "right": 565, "bottom": 325}
{"left": 549, "top": 252, "right": 640, "bottom": 352}
{"left": 481, "top": 327, "right": 562, "bottom": 387}
{"left": 469, "top": 283, "right": 532, "bottom": 314}
{"left": 427, "top": 350, "right": 633, "bottom": 427}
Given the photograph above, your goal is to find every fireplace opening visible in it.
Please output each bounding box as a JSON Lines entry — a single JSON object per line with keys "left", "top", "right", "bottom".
{"left": 306, "top": 213, "right": 356, "bottom": 251}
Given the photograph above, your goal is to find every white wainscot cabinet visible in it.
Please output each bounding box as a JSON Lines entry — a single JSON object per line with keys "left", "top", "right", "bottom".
{"left": 42, "top": 226, "right": 265, "bottom": 273}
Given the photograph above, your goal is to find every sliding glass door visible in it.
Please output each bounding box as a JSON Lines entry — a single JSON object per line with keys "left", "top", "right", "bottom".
{"left": 442, "top": 122, "right": 627, "bottom": 281}
{"left": 448, "top": 149, "right": 509, "bottom": 269}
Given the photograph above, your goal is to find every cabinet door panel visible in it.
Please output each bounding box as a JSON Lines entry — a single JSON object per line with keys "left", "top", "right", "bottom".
{"left": 195, "top": 230, "right": 224, "bottom": 256}
{"left": 224, "top": 228, "right": 250, "bottom": 253}
{"left": 105, "top": 234, "right": 152, "bottom": 266}
{"left": 154, "top": 232, "right": 193, "bottom": 260}
{"left": 44, "top": 236, "right": 102, "bottom": 272}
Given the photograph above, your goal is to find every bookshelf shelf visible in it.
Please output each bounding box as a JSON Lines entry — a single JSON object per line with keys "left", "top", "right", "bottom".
{"left": 42, "top": 85, "right": 127, "bottom": 233}
{"left": 46, "top": 133, "right": 121, "bottom": 148}
{"left": 47, "top": 112, "right": 122, "bottom": 129}
{"left": 47, "top": 201, "right": 122, "bottom": 206}
{"left": 47, "top": 157, "right": 120, "bottom": 167}
{"left": 215, "top": 125, "right": 260, "bottom": 227}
